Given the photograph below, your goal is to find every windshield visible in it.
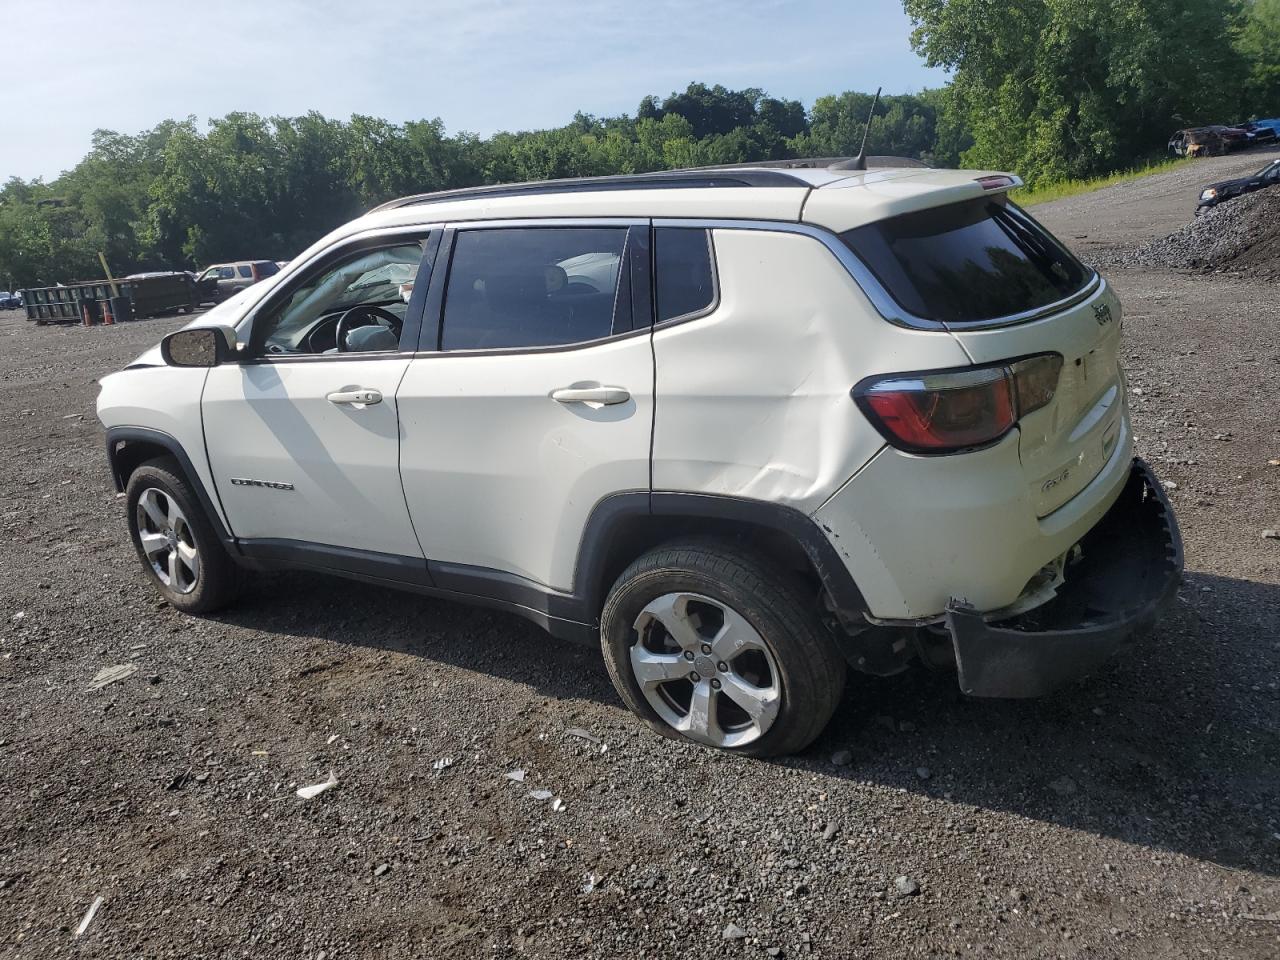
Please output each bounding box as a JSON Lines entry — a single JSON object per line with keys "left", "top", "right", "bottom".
{"left": 840, "top": 196, "right": 1091, "bottom": 324}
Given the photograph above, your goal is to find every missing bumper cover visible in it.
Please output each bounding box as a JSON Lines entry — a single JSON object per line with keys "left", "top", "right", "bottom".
{"left": 946, "top": 458, "right": 1182, "bottom": 698}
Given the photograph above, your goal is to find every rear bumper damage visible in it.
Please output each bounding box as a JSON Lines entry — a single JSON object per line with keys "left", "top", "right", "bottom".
{"left": 945, "top": 458, "right": 1182, "bottom": 698}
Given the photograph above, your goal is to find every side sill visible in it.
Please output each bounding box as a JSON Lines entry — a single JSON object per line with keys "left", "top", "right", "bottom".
{"left": 233, "top": 539, "right": 595, "bottom": 644}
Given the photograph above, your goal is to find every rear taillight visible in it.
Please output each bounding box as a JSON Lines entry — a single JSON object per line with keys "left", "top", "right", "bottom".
{"left": 854, "top": 354, "right": 1062, "bottom": 454}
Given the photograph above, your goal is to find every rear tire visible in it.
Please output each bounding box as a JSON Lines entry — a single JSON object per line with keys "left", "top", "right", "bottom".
{"left": 600, "top": 539, "right": 846, "bottom": 758}
{"left": 124, "top": 456, "right": 240, "bottom": 614}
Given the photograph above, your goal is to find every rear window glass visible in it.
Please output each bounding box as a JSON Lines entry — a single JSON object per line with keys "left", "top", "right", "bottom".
{"left": 237, "top": 265, "right": 254, "bottom": 278}
{"left": 655, "top": 228, "right": 715, "bottom": 322}
{"left": 840, "top": 197, "right": 1090, "bottom": 324}
{"left": 257, "top": 261, "right": 280, "bottom": 277}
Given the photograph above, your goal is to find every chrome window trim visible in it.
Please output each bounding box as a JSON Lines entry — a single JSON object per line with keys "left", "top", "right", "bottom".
{"left": 652, "top": 217, "right": 1102, "bottom": 332}
{"left": 444, "top": 216, "right": 649, "bottom": 229}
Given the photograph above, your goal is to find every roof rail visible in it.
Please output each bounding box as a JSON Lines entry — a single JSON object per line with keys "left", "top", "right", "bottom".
{"left": 695, "top": 156, "right": 931, "bottom": 171}
{"left": 370, "top": 168, "right": 811, "bottom": 213}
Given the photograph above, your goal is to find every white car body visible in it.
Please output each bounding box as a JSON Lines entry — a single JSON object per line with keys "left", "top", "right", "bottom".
{"left": 98, "top": 163, "right": 1182, "bottom": 751}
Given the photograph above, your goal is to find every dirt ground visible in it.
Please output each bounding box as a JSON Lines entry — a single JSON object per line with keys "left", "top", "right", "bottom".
{"left": 1, "top": 154, "right": 1278, "bottom": 959}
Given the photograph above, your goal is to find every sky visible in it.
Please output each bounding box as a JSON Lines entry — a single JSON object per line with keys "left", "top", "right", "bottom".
{"left": 0, "top": 0, "right": 945, "bottom": 183}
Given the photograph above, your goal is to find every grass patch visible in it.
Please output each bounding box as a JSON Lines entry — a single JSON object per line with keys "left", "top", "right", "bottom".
{"left": 1015, "top": 157, "right": 1194, "bottom": 206}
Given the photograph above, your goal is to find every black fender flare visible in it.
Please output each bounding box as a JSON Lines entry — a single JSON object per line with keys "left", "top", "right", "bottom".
{"left": 572, "top": 491, "right": 868, "bottom": 621}
{"left": 104, "top": 426, "right": 235, "bottom": 546}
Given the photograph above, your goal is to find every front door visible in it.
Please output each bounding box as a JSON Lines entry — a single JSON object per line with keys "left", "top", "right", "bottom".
{"left": 397, "top": 222, "right": 654, "bottom": 594}
{"left": 203, "top": 232, "right": 436, "bottom": 563}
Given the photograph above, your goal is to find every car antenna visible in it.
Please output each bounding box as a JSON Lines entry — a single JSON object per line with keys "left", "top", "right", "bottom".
{"left": 830, "top": 87, "right": 882, "bottom": 171}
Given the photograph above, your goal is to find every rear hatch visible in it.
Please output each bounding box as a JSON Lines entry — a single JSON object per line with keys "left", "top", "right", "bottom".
{"left": 949, "top": 281, "right": 1125, "bottom": 516}
{"left": 831, "top": 187, "right": 1125, "bottom": 517}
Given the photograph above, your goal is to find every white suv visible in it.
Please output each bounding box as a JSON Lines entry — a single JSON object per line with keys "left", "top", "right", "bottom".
{"left": 97, "top": 163, "right": 1182, "bottom": 757}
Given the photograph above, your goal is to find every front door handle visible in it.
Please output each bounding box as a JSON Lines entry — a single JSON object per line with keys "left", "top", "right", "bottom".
{"left": 550, "top": 385, "right": 630, "bottom": 405}
{"left": 326, "top": 388, "right": 382, "bottom": 406}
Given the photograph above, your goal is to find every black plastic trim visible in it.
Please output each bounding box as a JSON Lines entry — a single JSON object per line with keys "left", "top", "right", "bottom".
{"left": 630, "top": 223, "right": 653, "bottom": 330}
{"left": 419, "top": 228, "right": 455, "bottom": 352}
{"left": 647, "top": 492, "right": 868, "bottom": 614}
{"left": 945, "top": 458, "right": 1183, "bottom": 698}
{"left": 104, "top": 426, "right": 234, "bottom": 545}
{"left": 223, "top": 491, "right": 863, "bottom": 647}
{"left": 237, "top": 538, "right": 431, "bottom": 585}
{"left": 429, "top": 560, "right": 581, "bottom": 621}
{"left": 234, "top": 537, "right": 594, "bottom": 643}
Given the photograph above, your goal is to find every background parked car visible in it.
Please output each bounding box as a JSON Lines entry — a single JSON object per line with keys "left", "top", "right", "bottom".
{"left": 1198, "top": 157, "right": 1280, "bottom": 212}
{"left": 1168, "top": 125, "right": 1249, "bottom": 157}
{"left": 0, "top": 290, "right": 23, "bottom": 309}
{"left": 1240, "top": 118, "right": 1280, "bottom": 145}
{"left": 195, "top": 260, "right": 280, "bottom": 303}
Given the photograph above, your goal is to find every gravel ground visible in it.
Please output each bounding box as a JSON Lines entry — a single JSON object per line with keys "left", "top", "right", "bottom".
{"left": 1094, "top": 189, "right": 1280, "bottom": 279}
{"left": 1035, "top": 145, "right": 1280, "bottom": 268}
{"left": 2, "top": 157, "right": 1279, "bottom": 958}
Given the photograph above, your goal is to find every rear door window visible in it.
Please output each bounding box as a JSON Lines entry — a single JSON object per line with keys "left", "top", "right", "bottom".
{"left": 237, "top": 265, "right": 254, "bottom": 278}
{"left": 440, "top": 227, "right": 628, "bottom": 350}
{"left": 654, "top": 228, "right": 715, "bottom": 323}
{"left": 840, "top": 197, "right": 1091, "bottom": 324}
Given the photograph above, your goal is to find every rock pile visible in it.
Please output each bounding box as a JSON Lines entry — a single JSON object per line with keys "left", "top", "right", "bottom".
{"left": 1101, "top": 188, "right": 1280, "bottom": 279}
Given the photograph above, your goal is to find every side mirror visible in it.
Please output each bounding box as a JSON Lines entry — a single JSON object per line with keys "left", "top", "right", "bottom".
{"left": 160, "top": 325, "right": 238, "bottom": 368}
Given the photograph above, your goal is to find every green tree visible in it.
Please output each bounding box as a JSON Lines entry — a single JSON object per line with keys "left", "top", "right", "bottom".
{"left": 1237, "top": 0, "right": 1280, "bottom": 110}
{"left": 903, "top": 0, "right": 1248, "bottom": 184}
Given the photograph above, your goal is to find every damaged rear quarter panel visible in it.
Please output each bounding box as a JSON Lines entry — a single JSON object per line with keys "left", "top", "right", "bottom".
{"left": 650, "top": 226, "right": 969, "bottom": 511}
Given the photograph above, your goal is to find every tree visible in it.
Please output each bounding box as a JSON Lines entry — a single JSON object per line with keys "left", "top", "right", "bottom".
{"left": 903, "top": 0, "right": 1248, "bottom": 184}
{"left": 1237, "top": 0, "right": 1280, "bottom": 111}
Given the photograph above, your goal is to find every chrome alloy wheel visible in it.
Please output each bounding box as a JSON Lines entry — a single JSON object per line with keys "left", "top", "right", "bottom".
{"left": 136, "top": 488, "right": 200, "bottom": 594}
{"left": 630, "top": 592, "right": 782, "bottom": 748}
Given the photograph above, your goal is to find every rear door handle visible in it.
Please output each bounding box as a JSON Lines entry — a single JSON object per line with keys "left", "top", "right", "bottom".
{"left": 326, "top": 388, "right": 382, "bottom": 406}
{"left": 550, "top": 385, "right": 630, "bottom": 405}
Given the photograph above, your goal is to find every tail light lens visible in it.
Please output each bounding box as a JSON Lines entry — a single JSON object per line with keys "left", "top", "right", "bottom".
{"left": 855, "top": 354, "right": 1062, "bottom": 454}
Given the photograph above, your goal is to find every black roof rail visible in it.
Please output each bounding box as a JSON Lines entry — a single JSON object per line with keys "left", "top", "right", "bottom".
{"left": 696, "top": 156, "right": 931, "bottom": 171}
{"left": 370, "top": 168, "right": 811, "bottom": 213}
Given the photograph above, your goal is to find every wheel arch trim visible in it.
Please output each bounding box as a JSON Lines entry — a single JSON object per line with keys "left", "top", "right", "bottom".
{"left": 573, "top": 491, "right": 868, "bottom": 621}
{"left": 104, "top": 426, "right": 235, "bottom": 546}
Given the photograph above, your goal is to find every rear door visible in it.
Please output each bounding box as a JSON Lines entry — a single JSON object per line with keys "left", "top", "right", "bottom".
{"left": 397, "top": 221, "right": 653, "bottom": 593}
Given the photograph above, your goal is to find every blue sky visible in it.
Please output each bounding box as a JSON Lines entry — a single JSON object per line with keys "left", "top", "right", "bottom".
{"left": 1, "top": 0, "right": 944, "bottom": 182}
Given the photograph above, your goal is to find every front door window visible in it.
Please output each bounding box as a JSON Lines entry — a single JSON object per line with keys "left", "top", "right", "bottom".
{"left": 253, "top": 241, "right": 430, "bottom": 355}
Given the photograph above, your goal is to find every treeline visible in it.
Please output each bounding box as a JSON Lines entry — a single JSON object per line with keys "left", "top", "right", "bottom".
{"left": 0, "top": 87, "right": 952, "bottom": 287}
{"left": 1, "top": 0, "right": 1276, "bottom": 289}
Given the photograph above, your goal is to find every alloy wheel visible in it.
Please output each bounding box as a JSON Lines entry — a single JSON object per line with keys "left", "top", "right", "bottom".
{"left": 136, "top": 487, "right": 200, "bottom": 594}
{"left": 630, "top": 592, "right": 782, "bottom": 748}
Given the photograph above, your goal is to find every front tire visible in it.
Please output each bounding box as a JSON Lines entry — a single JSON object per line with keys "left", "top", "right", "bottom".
{"left": 600, "top": 540, "right": 846, "bottom": 758}
{"left": 125, "top": 456, "right": 240, "bottom": 614}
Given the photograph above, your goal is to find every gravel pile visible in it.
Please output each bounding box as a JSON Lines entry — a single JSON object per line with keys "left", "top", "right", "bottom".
{"left": 1099, "top": 188, "right": 1280, "bottom": 278}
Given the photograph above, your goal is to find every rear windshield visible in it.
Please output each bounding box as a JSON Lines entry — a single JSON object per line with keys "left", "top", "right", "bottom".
{"left": 840, "top": 196, "right": 1091, "bottom": 324}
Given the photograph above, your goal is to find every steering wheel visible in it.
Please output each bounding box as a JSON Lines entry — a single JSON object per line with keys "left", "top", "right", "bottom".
{"left": 334, "top": 304, "right": 403, "bottom": 352}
